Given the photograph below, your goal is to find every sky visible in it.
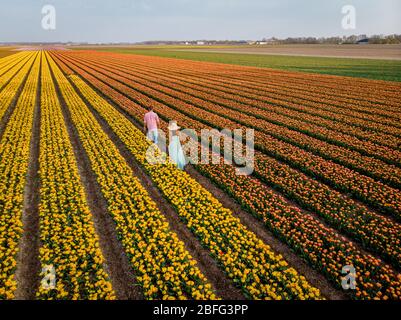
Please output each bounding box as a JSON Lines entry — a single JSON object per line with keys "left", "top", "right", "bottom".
{"left": 0, "top": 0, "right": 400, "bottom": 43}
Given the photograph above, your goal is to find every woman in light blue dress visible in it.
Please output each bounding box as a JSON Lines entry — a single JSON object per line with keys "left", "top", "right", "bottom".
{"left": 168, "top": 121, "right": 186, "bottom": 170}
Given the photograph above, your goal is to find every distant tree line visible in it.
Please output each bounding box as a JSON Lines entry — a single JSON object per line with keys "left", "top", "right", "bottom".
{"left": 262, "top": 34, "right": 401, "bottom": 44}
{"left": 137, "top": 35, "right": 401, "bottom": 46}
{"left": 367, "top": 34, "right": 401, "bottom": 44}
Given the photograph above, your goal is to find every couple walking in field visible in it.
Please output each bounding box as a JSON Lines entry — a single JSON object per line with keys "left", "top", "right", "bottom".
{"left": 144, "top": 106, "right": 186, "bottom": 170}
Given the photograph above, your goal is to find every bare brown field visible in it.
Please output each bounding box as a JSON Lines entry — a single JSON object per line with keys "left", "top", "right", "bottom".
{"left": 0, "top": 47, "right": 17, "bottom": 58}
{"left": 178, "top": 44, "right": 401, "bottom": 60}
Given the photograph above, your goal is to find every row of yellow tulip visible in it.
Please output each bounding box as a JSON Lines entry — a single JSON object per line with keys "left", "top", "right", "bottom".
{"left": 0, "top": 53, "right": 37, "bottom": 121}
{"left": 54, "top": 53, "right": 401, "bottom": 269}
{"left": 66, "top": 61, "right": 323, "bottom": 300}
{"left": 0, "top": 52, "right": 32, "bottom": 82}
{"left": 0, "top": 53, "right": 22, "bottom": 75}
{"left": 0, "top": 52, "right": 41, "bottom": 299}
{"left": 36, "top": 54, "right": 115, "bottom": 299}
{"left": 47, "top": 53, "right": 217, "bottom": 300}
{"left": 0, "top": 51, "right": 29, "bottom": 72}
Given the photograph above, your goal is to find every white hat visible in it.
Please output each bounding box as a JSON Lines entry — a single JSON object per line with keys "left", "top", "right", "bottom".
{"left": 168, "top": 121, "right": 181, "bottom": 131}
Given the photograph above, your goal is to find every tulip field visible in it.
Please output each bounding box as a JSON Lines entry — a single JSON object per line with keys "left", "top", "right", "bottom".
{"left": 0, "top": 49, "right": 400, "bottom": 300}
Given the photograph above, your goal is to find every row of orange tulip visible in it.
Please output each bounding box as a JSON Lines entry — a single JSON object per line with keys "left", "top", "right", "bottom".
{"left": 0, "top": 52, "right": 41, "bottom": 299}
{"left": 142, "top": 51, "right": 401, "bottom": 107}
{"left": 196, "top": 161, "right": 401, "bottom": 300}
{"left": 157, "top": 80, "right": 401, "bottom": 162}
{"left": 210, "top": 68, "right": 401, "bottom": 108}
{"left": 209, "top": 71, "right": 401, "bottom": 112}
{"left": 178, "top": 64, "right": 401, "bottom": 114}
{"left": 122, "top": 62, "right": 401, "bottom": 146}
{"left": 53, "top": 52, "right": 401, "bottom": 300}
{"left": 92, "top": 54, "right": 401, "bottom": 139}
{"left": 92, "top": 49, "right": 401, "bottom": 106}
{"left": 89, "top": 50, "right": 401, "bottom": 115}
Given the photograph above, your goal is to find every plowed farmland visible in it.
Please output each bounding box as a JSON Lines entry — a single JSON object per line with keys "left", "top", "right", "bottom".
{"left": 0, "top": 50, "right": 400, "bottom": 300}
